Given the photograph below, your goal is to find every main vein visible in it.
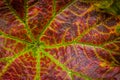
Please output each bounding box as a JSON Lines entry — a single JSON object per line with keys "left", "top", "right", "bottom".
{"left": 33, "top": 48, "right": 41, "bottom": 80}
{"left": 37, "top": 0, "right": 77, "bottom": 40}
{"left": 41, "top": 49, "right": 92, "bottom": 80}
{"left": 0, "top": 31, "right": 31, "bottom": 44}
{"left": 4, "top": 0, "right": 35, "bottom": 42}
{"left": 44, "top": 41, "right": 120, "bottom": 55}
{"left": 0, "top": 45, "right": 33, "bottom": 78}
{"left": 24, "top": 0, "right": 35, "bottom": 41}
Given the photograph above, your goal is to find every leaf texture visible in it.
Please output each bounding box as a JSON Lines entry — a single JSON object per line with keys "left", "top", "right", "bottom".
{"left": 0, "top": 0, "right": 120, "bottom": 80}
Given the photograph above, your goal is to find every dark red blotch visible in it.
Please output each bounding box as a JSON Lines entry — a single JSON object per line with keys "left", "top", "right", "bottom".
{"left": 10, "top": 0, "right": 24, "bottom": 19}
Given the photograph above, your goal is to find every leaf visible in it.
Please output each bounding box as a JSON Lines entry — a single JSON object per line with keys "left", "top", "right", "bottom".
{"left": 0, "top": 0, "right": 120, "bottom": 80}
{"left": 81, "top": 0, "right": 120, "bottom": 15}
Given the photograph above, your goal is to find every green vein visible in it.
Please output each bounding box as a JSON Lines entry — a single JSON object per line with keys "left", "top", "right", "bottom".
{"left": 24, "top": 21, "right": 35, "bottom": 41}
{"left": 37, "top": 14, "right": 56, "bottom": 39}
{"left": 37, "top": 0, "right": 77, "bottom": 40}
{"left": 37, "top": 0, "right": 57, "bottom": 40}
{"left": 4, "top": 0, "right": 24, "bottom": 23}
{"left": 45, "top": 41, "right": 120, "bottom": 66}
{"left": 0, "top": 31, "right": 31, "bottom": 44}
{"left": 4, "top": 0, "right": 35, "bottom": 41}
{"left": 33, "top": 48, "right": 41, "bottom": 80}
{"left": 0, "top": 45, "right": 32, "bottom": 78}
{"left": 24, "top": 0, "right": 35, "bottom": 41}
{"left": 44, "top": 41, "right": 120, "bottom": 55}
{"left": 0, "top": 59, "right": 14, "bottom": 78}
{"left": 53, "top": 0, "right": 56, "bottom": 16}
{"left": 41, "top": 49, "right": 92, "bottom": 80}
{"left": 0, "top": 57, "right": 11, "bottom": 62}
{"left": 72, "top": 71, "right": 92, "bottom": 80}
{"left": 56, "top": 0, "right": 77, "bottom": 14}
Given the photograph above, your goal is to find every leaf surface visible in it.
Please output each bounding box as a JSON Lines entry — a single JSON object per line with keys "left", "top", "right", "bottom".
{"left": 0, "top": 0, "right": 120, "bottom": 80}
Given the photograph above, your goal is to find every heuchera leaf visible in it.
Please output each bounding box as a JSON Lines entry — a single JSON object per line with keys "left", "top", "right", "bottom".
{"left": 0, "top": 0, "right": 120, "bottom": 80}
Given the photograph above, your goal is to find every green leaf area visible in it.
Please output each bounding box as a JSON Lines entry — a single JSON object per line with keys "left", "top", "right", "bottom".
{"left": 0, "top": 0, "right": 120, "bottom": 80}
